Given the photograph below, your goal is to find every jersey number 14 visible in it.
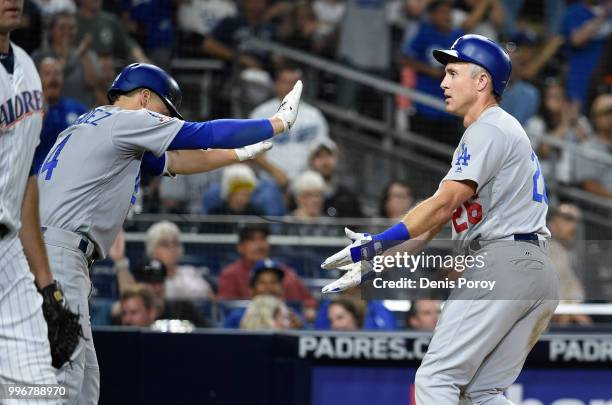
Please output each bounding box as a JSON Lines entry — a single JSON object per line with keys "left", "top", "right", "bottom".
{"left": 40, "top": 134, "right": 72, "bottom": 180}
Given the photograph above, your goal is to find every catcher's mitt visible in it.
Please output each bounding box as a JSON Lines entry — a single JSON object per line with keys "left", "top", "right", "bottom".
{"left": 39, "top": 281, "right": 83, "bottom": 369}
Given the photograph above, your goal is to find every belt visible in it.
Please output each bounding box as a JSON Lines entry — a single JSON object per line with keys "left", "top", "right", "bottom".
{"left": 41, "top": 226, "right": 98, "bottom": 265}
{"left": 469, "top": 233, "right": 546, "bottom": 252}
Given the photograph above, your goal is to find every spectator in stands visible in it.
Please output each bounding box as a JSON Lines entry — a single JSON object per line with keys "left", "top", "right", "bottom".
{"left": 32, "top": 11, "right": 106, "bottom": 107}
{"left": 312, "top": 0, "right": 345, "bottom": 55}
{"left": 291, "top": 170, "right": 326, "bottom": 219}
{"left": 278, "top": 2, "right": 317, "bottom": 53}
{"left": 587, "top": 36, "right": 612, "bottom": 108}
{"left": 548, "top": 204, "right": 592, "bottom": 325}
{"left": 202, "top": 0, "right": 276, "bottom": 69}
{"left": 209, "top": 164, "right": 265, "bottom": 216}
{"left": 250, "top": 64, "right": 330, "bottom": 180}
{"left": 225, "top": 258, "right": 303, "bottom": 328}
{"left": 32, "top": 57, "right": 87, "bottom": 172}
{"left": 575, "top": 94, "right": 612, "bottom": 199}
{"left": 34, "top": 0, "right": 76, "bottom": 18}
{"left": 336, "top": 0, "right": 391, "bottom": 116}
{"left": 120, "top": 285, "right": 158, "bottom": 327}
{"left": 75, "top": 0, "right": 149, "bottom": 85}
{"left": 501, "top": 32, "right": 565, "bottom": 126}
{"left": 525, "top": 78, "right": 591, "bottom": 184}
{"left": 379, "top": 181, "right": 414, "bottom": 219}
{"left": 119, "top": 0, "right": 174, "bottom": 70}
{"left": 407, "top": 299, "right": 441, "bottom": 331}
{"left": 561, "top": 0, "right": 611, "bottom": 112}
{"left": 402, "top": 0, "right": 463, "bottom": 146}
{"left": 176, "top": 0, "right": 237, "bottom": 57}
{"left": 145, "top": 221, "right": 214, "bottom": 300}
{"left": 199, "top": 157, "right": 287, "bottom": 216}
{"left": 388, "top": 0, "right": 428, "bottom": 51}
{"left": 309, "top": 139, "right": 363, "bottom": 218}
{"left": 452, "top": 0, "right": 504, "bottom": 41}
{"left": 240, "top": 295, "right": 293, "bottom": 330}
{"left": 218, "top": 225, "right": 317, "bottom": 317}
{"left": 132, "top": 259, "right": 208, "bottom": 326}
{"left": 500, "top": 0, "right": 566, "bottom": 38}
{"left": 328, "top": 295, "right": 364, "bottom": 331}
{"left": 315, "top": 289, "right": 396, "bottom": 330}
{"left": 11, "top": 0, "right": 43, "bottom": 53}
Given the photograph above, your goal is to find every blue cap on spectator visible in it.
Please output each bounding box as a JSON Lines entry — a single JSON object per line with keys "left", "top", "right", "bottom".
{"left": 250, "top": 258, "right": 284, "bottom": 287}
{"left": 509, "top": 31, "right": 538, "bottom": 47}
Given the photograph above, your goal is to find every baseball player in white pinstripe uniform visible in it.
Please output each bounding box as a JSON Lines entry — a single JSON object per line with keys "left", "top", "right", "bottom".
{"left": 0, "top": 0, "right": 61, "bottom": 403}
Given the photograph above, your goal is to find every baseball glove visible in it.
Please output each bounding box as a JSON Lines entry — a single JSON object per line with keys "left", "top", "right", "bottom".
{"left": 39, "top": 281, "right": 83, "bottom": 369}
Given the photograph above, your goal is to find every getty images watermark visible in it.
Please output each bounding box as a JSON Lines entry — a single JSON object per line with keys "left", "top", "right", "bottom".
{"left": 370, "top": 252, "right": 497, "bottom": 291}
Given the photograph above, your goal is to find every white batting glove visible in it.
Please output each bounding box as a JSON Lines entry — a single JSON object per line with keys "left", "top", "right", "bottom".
{"left": 273, "top": 80, "right": 303, "bottom": 132}
{"left": 234, "top": 140, "right": 273, "bottom": 161}
{"left": 321, "top": 227, "right": 372, "bottom": 270}
{"left": 322, "top": 261, "right": 376, "bottom": 294}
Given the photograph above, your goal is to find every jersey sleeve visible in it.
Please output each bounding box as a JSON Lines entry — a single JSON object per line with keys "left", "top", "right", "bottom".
{"left": 111, "top": 109, "right": 184, "bottom": 157}
{"left": 141, "top": 151, "right": 175, "bottom": 177}
{"left": 442, "top": 122, "right": 507, "bottom": 191}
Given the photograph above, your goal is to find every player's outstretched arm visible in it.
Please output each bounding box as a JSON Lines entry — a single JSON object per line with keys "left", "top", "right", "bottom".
{"left": 165, "top": 141, "right": 273, "bottom": 175}
{"left": 322, "top": 180, "right": 476, "bottom": 270}
{"left": 166, "top": 81, "right": 302, "bottom": 151}
{"left": 19, "top": 176, "right": 54, "bottom": 289}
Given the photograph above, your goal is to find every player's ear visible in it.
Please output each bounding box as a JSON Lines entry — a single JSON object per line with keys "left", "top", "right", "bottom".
{"left": 476, "top": 72, "right": 489, "bottom": 93}
{"left": 140, "top": 89, "right": 151, "bottom": 108}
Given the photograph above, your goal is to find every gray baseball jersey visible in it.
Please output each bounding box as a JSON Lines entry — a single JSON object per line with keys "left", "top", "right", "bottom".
{"left": 441, "top": 106, "right": 550, "bottom": 251}
{"left": 0, "top": 43, "right": 44, "bottom": 234}
{"left": 37, "top": 106, "right": 182, "bottom": 258}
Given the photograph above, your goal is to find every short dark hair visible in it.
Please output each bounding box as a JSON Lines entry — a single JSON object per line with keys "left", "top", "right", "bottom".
{"left": 121, "top": 285, "right": 156, "bottom": 310}
{"left": 238, "top": 224, "right": 270, "bottom": 243}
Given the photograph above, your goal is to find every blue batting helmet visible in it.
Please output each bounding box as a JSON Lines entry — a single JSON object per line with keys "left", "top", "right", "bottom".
{"left": 108, "top": 63, "right": 183, "bottom": 119}
{"left": 433, "top": 34, "right": 512, "bottom": 96}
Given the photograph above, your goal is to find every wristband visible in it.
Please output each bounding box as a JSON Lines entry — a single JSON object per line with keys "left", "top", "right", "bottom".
{"left": 349, "top": 223, "right": 411, "bottom": 262}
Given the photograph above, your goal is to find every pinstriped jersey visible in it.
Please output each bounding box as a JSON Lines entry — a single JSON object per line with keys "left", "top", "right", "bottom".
{"left": 441, "top": 106, "right": 550, "bottom": 252}
{"left": 0, "top": 43, "right": 44, "bottom": 234}
{"left": 37, "top": 106, "right": 182, "bottom": 258}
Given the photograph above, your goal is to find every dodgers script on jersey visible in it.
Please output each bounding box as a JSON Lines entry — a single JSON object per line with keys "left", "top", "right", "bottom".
{"left": 0, "top": 43, "right": 44, "bottom": 234}
{"left": 442, "top": 106, "right": 550, "bottom": 251}
{"left": 37, "top": 106, "right": 183, "bottom": 258}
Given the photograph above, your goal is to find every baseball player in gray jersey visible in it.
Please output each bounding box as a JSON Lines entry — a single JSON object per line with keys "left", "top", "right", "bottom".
{"left": 321, "top": 35, "right": 559, "bottom": 404}
{"left": 34, "top": 63, "right": 302, "bottom": 404}
{"left": 0, "top": 0, "right": 68, "bottom": 402}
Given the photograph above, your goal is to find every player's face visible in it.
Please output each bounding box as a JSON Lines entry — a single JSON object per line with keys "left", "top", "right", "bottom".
{"left": 121, "top": 297, "right": 156, "bottom": 327}
{"left": 440, "top": 62, "right": 478, "bottom": 116}
{"left": 0, "top": 0, "right": 23, "bottom": 33}
{"left": 328, "top": 304, "right": 358, "bottom": 331}
{"left": 39, "top": 58, "right": 64, "bottom": 103}
{"left": 253, "top": 272, "right": 283, "bottom": 297}
{"left": 238, "top": 232, "right": 270, "bottom": 263}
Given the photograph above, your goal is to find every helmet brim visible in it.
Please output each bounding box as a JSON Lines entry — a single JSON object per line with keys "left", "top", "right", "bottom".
{"left": 433, "top": 49, "right": 462, "bottom": 65}
{"left": 162, "top": 97, "right": 183, "bottom": 120}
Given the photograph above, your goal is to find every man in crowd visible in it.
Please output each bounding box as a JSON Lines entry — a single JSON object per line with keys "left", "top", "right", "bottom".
{"left": 218, "top": 225, "right": 317, "bottom": 319}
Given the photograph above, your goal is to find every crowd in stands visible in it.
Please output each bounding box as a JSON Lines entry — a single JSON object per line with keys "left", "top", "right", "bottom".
{"left": 14, "top": 0, "right": 611, "bottom": 330}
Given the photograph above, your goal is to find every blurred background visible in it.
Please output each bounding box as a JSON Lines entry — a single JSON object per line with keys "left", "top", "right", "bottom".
{"left": 17, "top": 0, "right": 612, "bottom": 403}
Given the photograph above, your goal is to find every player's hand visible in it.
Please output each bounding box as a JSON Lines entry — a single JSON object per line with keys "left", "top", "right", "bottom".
{"left": 321, "top": 227, "right": 372, "bottom": 270}
{"left": 321, "top": 260, "right": 376, "bottom": 294}
{"left": 273, "top": 80, "right": 303, "bottom": 132}
{"left": 234, "top": 140, "right": 273, "bottom": 161}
